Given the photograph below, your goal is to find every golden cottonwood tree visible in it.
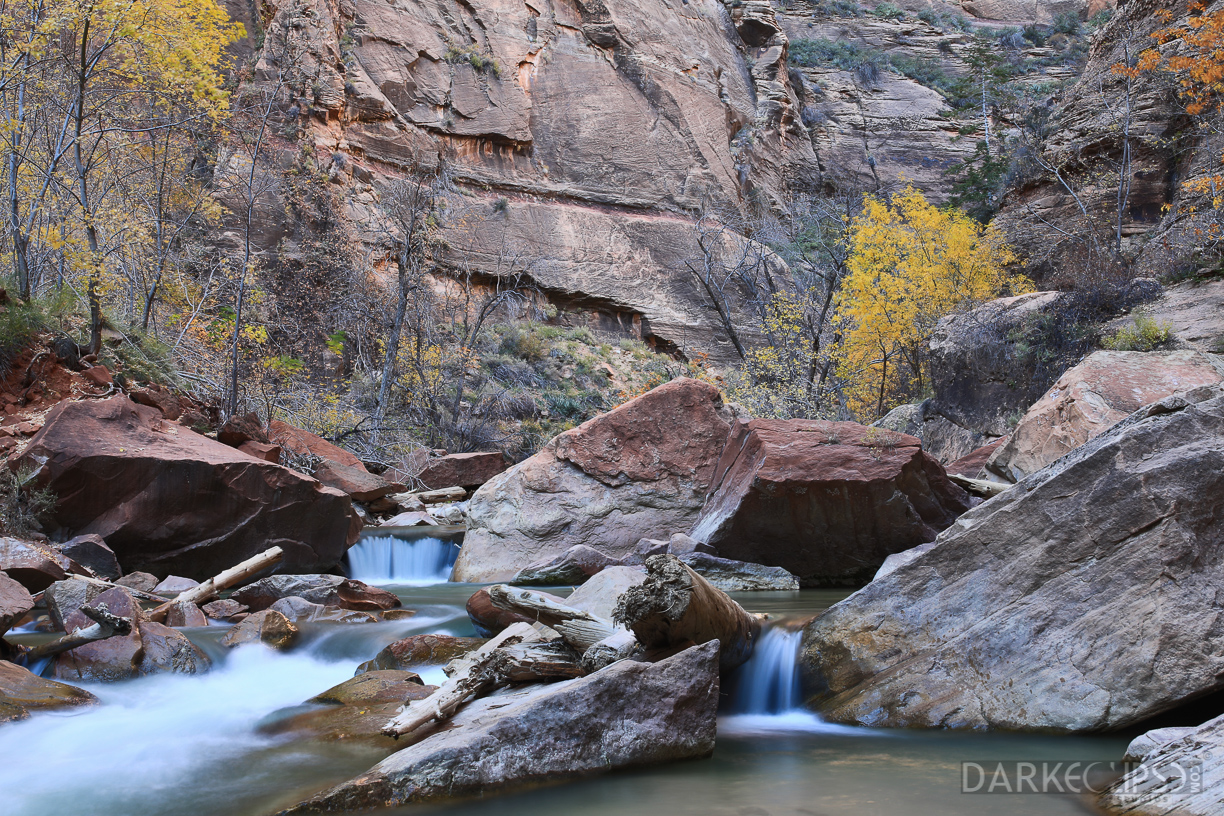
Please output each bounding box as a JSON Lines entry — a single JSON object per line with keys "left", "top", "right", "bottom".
{"left": 835, "top": 187, "right": 1028, "bottom": 419}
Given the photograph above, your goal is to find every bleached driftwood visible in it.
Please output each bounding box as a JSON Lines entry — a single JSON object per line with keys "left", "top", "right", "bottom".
{"left": 20, "top": 604, "right": 133, "bottom": 663}
{"left": 948, "top": 473, "right": 1009, "bottom": 498}
{"left": 486, "top": 584, "right": 620, "bottom": 652}
{"left": 146, "top": 546, "right": 284, "bottom": 623}
{"left": 579, "top": 629, "right": 639, "bottom": 673}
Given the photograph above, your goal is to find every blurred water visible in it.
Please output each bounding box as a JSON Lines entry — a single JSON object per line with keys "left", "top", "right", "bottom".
{"left": 344, "top": 535, "right": 459, "bottom": 585}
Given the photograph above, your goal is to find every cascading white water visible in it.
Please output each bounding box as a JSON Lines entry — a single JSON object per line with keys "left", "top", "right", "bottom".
{"left": 721, "top": 625, "right": 867, "bottom": 736}
{"left": 731, "top": 627, "right": 802, "bottom": 714}
{"left": 344, "top": 535, "right": 458, "bottom": 585}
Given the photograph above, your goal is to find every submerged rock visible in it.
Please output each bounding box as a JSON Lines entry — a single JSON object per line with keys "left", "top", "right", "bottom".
{"left": 453, "top": 379, "right": 733, "bottom": 583}
{"left": 0, "top": 660, "right": 97, "bottom": 718}
{"left": 279, "top": 641, "right": 719, "bottom": 813}
{"left": 261, "top": 671, "right": 435, "bottom": 748}
{"left": 691, "top": 419, "right": 971, "bottom": 586}
{"left": 801, "top": 384, "right": 1224, "bottom": 732}
{"left": 356, "top": 635, "right": 484, "bottom": 674}
{"left": 220, "top": 610, "right": 299, "bottom": 651}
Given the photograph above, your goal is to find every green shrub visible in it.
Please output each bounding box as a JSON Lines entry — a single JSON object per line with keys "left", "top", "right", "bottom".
{"left": 1053, "top": 12, "right": 1081, "bottom": 35}
{"left": 1101, "top": 315, "right": 1172, "bottom": 351}
{"left": 871, "top": 2, "right": 904, "bottom": 19}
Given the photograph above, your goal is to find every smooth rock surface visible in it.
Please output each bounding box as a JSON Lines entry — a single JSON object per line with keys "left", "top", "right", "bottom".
{"left": 12, "top": 397, "right": 361, "bottom": 578}
{"left": 0, "top": 537, "right": 74, "bottom": 592}
{"left": 220, "top": 610, "right": 300, "bottom": 650}
{"left": 454, "top": 379, "right": 733, "bottom": 582}
{"left": 1099, "top": 714, "right": 1224, "bottom": 814}
{"left": 801, "top": 385, "right": 1224, "bottom": 732}
{"left": 414, "top": 452, "right": 509, "bottom": 490}
{"left": 0, "top": 660, "right": 97, "bottom": 714}
{"left": 678, "top": 552, "right": 799, "bottom": 592}
{"left": 280, "top": 641, "right": 719, "bottom": 812}
{"left": 564, "top": 566, "right": 647, "bottom": 620}
{"left": 691, "top": 419, "right": 971, "bottom": 586}
{"left": 357, "top": 635, "right": 484, "bottom": 673}
{"left": 986, "top": 350, "right": 1223, "bottom": 482}
{"left": 231, "top": 575, "right": 400, "bottom": 612}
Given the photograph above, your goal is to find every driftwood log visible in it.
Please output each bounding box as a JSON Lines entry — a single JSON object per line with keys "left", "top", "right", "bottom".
{"left": 486, "top": 584, "right": 621, "bottom": 652}
{"left": 948, "top": 473, "right": 1009, "bottom": 498}
{"left": 20, "top": 604, "right": 133, "bottom": 664}
{"left": 146, "top": 546, "right": 284, "bottom": 623}
{"left": 614, "top": 554, "right": 759, "bottom": 672}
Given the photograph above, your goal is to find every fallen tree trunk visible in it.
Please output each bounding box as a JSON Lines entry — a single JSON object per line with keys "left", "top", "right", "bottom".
{"left": 146, "top": 546, "right": 284, "bottom": 623}
{"left": 614, "top": 554, "right": 760, "bottom": 672}
{"left": 580, "top": 629, "right": 639, "bottom": 673}
{"left": 383, "top": 622, "right": 542, "bottom": 739}
{"left": 948, "top": 473, "right": 1009, "bottom": 498}
{"left": 20, "top": 604, "right": 133, "bottom": 663}
{"left": 486, "top": 584, "right": 621, "bottom": 652}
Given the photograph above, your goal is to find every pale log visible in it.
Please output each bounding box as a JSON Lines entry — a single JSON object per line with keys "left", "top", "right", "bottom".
{"left": 145, "top": 546, "right": 284, "bottom": 623}
{"left": 613, "top": 554, "right": 760, "bottom": 672}
{"left": 580, "top": 628, "right": 639, "bottom": 673}
{"left": 486, "top": 584, "right": 620, "bottom": 651}
{"left": 948, "top": 473, "right": 1009, "bottom": 498}
{"left": 21, "top": 604, "right": 133, "bottom": 663}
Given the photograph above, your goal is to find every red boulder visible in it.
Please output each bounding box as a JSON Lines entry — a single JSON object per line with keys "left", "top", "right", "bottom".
{"left": 415, "top": 452, "right": 509, "bottom": 490}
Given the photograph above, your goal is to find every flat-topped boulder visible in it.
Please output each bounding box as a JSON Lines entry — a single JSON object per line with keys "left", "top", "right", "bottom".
{"left": 453, "top": 379, "right": 733, "bottom": 582}
{"left": 801, "top": 384, "right": 1224, "bottom": 732}
{"left": 986, "top": 349, "right": 1223, "bottom": 482}
{"left": 690, "top": 419, "right": 971, "bottom": 586}
{"left": 414, "top": 452, "right": 509, "bottom": 490}
{"left": 11, "top": 397, "right": 361, "bottom": 578}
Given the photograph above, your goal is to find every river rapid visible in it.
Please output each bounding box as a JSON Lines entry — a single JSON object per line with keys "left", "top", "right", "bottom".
{"left": 0, "top": 538, "right": 1131, "bottom": 816}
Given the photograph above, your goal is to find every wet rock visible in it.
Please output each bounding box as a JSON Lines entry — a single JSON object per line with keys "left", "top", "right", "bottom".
{"left": 231, "top": 575, "right": 400, "bottom": 612}
{"left": 201, "top": 599, "right": 247, "bottom": 621}
{"left": 986, "top": 350, "right": 1223, "bottom": 482}
{"left": 52, "top": 587, "right": 144, "bottom": 683}
{"left": 164, "top": 601, "right": 208, "bottom": 628}
{"left": 677, "top": 553, "right": 799, "bottom": 592}
{"left": 261, "top": 671, "right": 435, "bottom": 747}
{"left": 57, "top": 534, "right": 121, "bottom": 580}
{"left": 0, "top": 660, "right": 97, "bottom": 714}
{"left": 465, "top": 587, "right": 535, "bottom": 638}
{"left": 356, "top": 634, "right": 484, "bottom": 674}
{"left": 0, "top": 572, "right": 34, "bottom": 636}
{"left": 220, "top": 609, "right": 299, "bottom": 650}
{"left": 801, "top": 385, "right": 1224, "bottom": 732}
{"left": 137, "top": 621, "right": 211, "bottom": 674}
{"left": 115, "top": 571, "right": 159, "bottom": 594}
{"left": 0, "top": 537, "right": 73, "bottom": 592}
{"left": 1099, "top": 713, "right": 1224, "bottom": 814}
{"left": 217, "top": 411, "right": 269, "bottom": 447}
{"left": 308, "top": 670, "right": 426, "bottom": 705}
{"left": 691, "top": 419, "right": 971, "bottom": 586}
{"left": 414, "top": 452, "right": 509, "bottom": 490}
{"left": 268, "top": 596, "right": 377, "bottom": 624}
{"left": 44, "top": 578, "right": 101, "bottom": 631}
{"left": 281, "top": 642, "right": 719, "bottom": 812}
{"left": 11, "top": 396, "right": 361, "bottom": 578}
{"left": 379, "top": 609, "right": 417, "bottom": 622}
{"left": 378, "top": 511, "right": 438, "bottom": 527}
{"left": 314, "top": 461, "right": 397, "bottom": 502}
{"left": 152, "top": 575, "right": 199, "bottom": 596}
{"left": 455, "top": 379, "right": 733, "bottom": 582}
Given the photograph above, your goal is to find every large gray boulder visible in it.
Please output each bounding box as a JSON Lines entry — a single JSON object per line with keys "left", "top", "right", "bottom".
{"left": 279, "top": 641, "right": 719, "bottom": 813}
{"left": 800, "top": 384, "right": 1224, "bottom": 732}
{"left": 453, "top": 379, "right": 733, "bottom": 582}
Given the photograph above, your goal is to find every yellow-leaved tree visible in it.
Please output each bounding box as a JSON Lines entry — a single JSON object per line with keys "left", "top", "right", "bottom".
{"left": 835, "top": 187, "right": 1029, "bottom": 419}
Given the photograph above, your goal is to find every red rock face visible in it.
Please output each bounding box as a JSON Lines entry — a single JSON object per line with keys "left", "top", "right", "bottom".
{"left": 268, "top": 420, "right": 366, "bottom": 470}
{"left": 415, "top": 452, "right": 509, "bottom": 490}
{"left": 314, "top": 461, "right": 396, "bottom": 502}
{"left": 217, "top": 411, "right": 270, "bottom": 447}
{"left": 945, "top": 436, "right": 1009, "bottom": 478}
{"left": 13, "top": 396, "right": 361, "bottom": 579}
{"left": 0, "top": 537, "right": 79, "bottom": 592}
{"left": 690, "top": 419, "right": 972, "bottom": 586}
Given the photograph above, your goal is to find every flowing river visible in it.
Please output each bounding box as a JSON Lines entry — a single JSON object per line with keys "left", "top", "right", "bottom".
{"left": 1, "top": 537, "right": 1133, "bottom": 816}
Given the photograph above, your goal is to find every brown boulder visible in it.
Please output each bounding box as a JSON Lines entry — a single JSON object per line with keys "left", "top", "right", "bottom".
{"left": 454, "top": 378, "right": 733, "bottom": 582}
{"left": 115, "top": 571, "right": 159, "bottom": 594}
{"left": 57, "top": 534, "right": 121, "bottom": 580}
{"left": 267, "top": 596, "right": 378, "bottom": 624}
{"left": 945, "top": 436, "right": 1009, "bottom": 478}
{"left": 260, "top": 671, "right": 434, "bottom": 748}
{"left": 152, "top": 575, "right": 199, "bottom": 596}
{"left": 357, "top": 634, "right": 484, "bottom": 673}
{"left": 0, "top": 537, "right": 76, "bottom": 592}
{"left": 52, "top": 587, "right": 144, "bottom": 682}
{"left": 415, "top": 452, "right": 509, "bottom": 490}
{"left": 237, "top": 441, "right": 281, "bottom": 463}
{"left": 81, "top": 365, "right": 113, "bottom": 387}
{"left": 217, "top": 411, "right": 269, "bottom": 447}
{"left": 268, "top": 419, "right": 366, "bottom": 470}
{"left": 220, "top": 609, "right": 299, "bottom": 650}
{"left": 137, "top": 621, "right": 211, "bottom": 674}
{"left": 44, "top": 578, "right": 102, "bottom": 631}
{"left": 986, "top": 350, "right": 1224, "bottom": 482}
{"left": 12, "top": 396, "right": 361, "bottom": 578}
{"left": 308, "top": 670, "right": 426, "bottom": 705}
{"left": 465, "top": 587, "right": 536, "bottom": 637}
{"left": 690, "top": 419, "right": 972, "bottom": 586}
{"left": 164, "top": 601, "right": 208, "bottom": 628}
{"left": 201, "top": 599, "right": 247, "bottom": 621}
{"left": 129, "top": 386, "right": 181, "bottom": 420}
{"left": 0, "top": 571, "right": 33, "bottom": 636}
{"left": 0, "top": 660, "right": 97, "bottom": 713}
{"left": 314, "top": 461, "right": 396, "bottom": 502}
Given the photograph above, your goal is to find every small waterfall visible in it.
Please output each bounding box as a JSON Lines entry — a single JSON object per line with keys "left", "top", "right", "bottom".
{"left": 344, "top": 535, "right": 458, "bottom": 585}
{"left": 731, "top": 627, "right": 802, "bottom": 715}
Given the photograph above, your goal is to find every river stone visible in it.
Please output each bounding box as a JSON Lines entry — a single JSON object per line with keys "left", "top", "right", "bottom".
{"left": 57, "top": 534, "right": 121, "bottom": 580}
{"left": 221, "top": 610, "right": 299, "bottom": 650}
{"left": 308, "top": 670, "right": 426, "bottom": 705}
{"left": 261, "top": 673, "right": 436, "bottom": 749}
{"left": 510, "top": 545, "right": 622, "bottom": 586}
{"left": 690, "top": 419, "right": 972, "bottom": 586}
{"left": 986, "top": 349, "right": 1224, "bottom": 482}
{"left": 137, "top": 621, "right": 211, "bottom": 674}
{"left": 0, "top": 660, "right": 97, "bottom": 714}
{"left": 356, "top": 635, "right": 484, "bottom": 674}
{"left": 52, "top": 587, "right": 144, "bottom": 683}
{"left": 465, "top": 588, "right": 535, "bottom": 638}
{"left": 164, "top": 601, "right": 208, "bottom": 628}
{"left": 0, "top": 571, "right": 34, "bottom": 636}
{"left": 453, "top": 379, "right": 733, "bottom": 583}
{"left": 279, "top": 641, "right": 719, "bottom": 812}
{"left": 232, "top": 575, "right": 400, "bottom": 612}
{"left": 0, "top": 537, "right": 73, "bottom": 592}
{"left": 115, "top": 571, "right": 160, "bottom": 594}
{"left": 1098, "top": 713, "right": 1224, "bottom": 814}
{"left": 152, "top": 575, "right": 199, "bottom": 596}
{"left": 44, "top": 578, "right": 102, "bottom": 631}
{"left": 678, "top": 553, "right": 799, "bottom": 591}
{"left": 268, "top": 596, "right": 377, "bottom": 624}
{"left": 201, "top": 599, "right": 247, "bottom": 621}
{"left": 800, "top": 384, "right": 1224, "bottom": 732}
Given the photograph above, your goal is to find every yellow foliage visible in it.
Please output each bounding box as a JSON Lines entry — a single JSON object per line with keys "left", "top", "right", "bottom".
{"left": 835, "top": 187, "right": 1029, "bottom": 419}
